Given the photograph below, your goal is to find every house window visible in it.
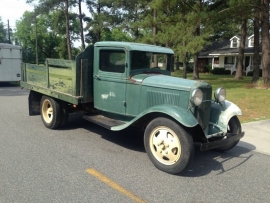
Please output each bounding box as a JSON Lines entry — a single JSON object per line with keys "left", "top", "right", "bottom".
{"left": 214, "top": 58, "right": 219, "bottom": 64}
{"left": 225, "top": 56, "right": 234, "bottom": 64}
{"left": 250, "top": 37, "right": 254, "bottom": 47}
{"left": 232, "top": 38, "right": 238, "bottom": 48}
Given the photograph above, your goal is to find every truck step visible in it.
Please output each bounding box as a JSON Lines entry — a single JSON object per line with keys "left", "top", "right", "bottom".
{"left": 83, "top": 114, "right": 125, "bottom": 130}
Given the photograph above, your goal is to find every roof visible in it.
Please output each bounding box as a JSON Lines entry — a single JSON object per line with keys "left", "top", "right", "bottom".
{"left": 94, "top": 41, "right": 174, "bottom": 54}
{"left": 199, "top": 36, "right": 261, "bottom": 57}
{"left": 0, "top": 43, "right": 21, "bottom": 50}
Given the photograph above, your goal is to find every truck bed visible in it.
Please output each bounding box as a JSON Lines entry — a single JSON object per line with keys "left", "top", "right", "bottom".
{"left": 20, "top": 46, "right": 94, "bottom": 104}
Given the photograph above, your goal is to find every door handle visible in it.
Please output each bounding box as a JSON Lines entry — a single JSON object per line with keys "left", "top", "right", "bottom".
{"left": 94, "top": 74, "right": 100, "bottom": 80}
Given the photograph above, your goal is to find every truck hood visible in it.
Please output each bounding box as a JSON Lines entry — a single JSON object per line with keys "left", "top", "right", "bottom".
{"left": 131, "top": 74, "right": 204, "bottom": 91}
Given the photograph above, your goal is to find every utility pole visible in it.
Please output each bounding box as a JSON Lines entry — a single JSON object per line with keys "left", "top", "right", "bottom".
{"left": 7, "top": 20, "right": 11, "bottom": 44}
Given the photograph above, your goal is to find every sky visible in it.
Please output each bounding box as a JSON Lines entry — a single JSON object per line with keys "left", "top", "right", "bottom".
{"left": 0, "top": 0, "right": 34, "bottom": 29}
{"left": 0, "top": 0, "right": 89, "bottom": 47}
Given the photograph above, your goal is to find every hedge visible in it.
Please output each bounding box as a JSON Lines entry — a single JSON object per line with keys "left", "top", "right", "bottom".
{"left": 210, "top": 68, "right": 231, "bottom": 75}
{"left": 246, "top": 69, "right": 262, "bottom": 77}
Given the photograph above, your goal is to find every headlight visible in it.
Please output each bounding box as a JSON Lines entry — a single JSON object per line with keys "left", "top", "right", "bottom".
{"left": 214, "top": 87, "right": 226, "bottom": 102}
{"left": 191, "top": 89, "right": 203, "bottom": 106}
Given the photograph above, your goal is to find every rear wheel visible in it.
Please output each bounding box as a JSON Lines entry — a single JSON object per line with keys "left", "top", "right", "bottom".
{"left": 215, "top": 116, "right": 242, "bottom": 152}
{"left": 144, "top": 117, "right": 194, "bottom": 174}
{"left": 40, "top": 96, "right": 61, "bottom": 129}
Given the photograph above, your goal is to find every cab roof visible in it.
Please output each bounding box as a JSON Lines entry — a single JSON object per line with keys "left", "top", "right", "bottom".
{"left": 94, "top": 41, "right": 174, "bottom": 54}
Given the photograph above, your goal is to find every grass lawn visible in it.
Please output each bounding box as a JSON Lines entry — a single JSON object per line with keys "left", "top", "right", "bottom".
{"left": 172, "top": 70, "right": 270, "bottom": 123}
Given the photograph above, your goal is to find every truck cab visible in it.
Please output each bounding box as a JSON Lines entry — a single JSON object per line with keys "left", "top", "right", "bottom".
{"left": 93, "top": 42, "right": 173, "bottom": 116}
{"left": 21, "top": 42, "right": 244, "bottom": 174}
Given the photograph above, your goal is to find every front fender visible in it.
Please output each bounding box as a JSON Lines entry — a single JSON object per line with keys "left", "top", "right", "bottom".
{"left": 111, "top": 105, "right": 198, "bottom": 131}
{"left": 209, "top": 100, "right": 242, "bottom": 133}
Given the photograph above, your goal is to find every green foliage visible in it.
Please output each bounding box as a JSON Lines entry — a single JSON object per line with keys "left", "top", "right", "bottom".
{"left": 15, "top": 6, "right": 82, "bottom": 62}
{"left": 101, "top": 28, "right": 133, "bottom": 42}
{"left": 204, "top": 64, "right": 211, "bottom": 73}
{"left": 16, "top": 0, "right": 267, "bottom": 83}
{"left": 0, "top": 17, "right": 8, "bottom": 43}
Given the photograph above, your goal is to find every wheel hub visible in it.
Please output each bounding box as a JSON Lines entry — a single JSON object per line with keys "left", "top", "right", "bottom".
{"left": 42, "top": 99, "right": 53, "bottom": 123}
{"left": 150, "top": 127, "right": 181, "bottom": 165}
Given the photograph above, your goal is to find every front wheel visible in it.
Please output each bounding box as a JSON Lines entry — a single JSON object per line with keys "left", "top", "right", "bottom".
{"left": 215, "top": 116, "right": 242, "bottom": 152}
{"left": 40, "top": 96, "right": 61, "bottom": 129}
{"left": 144, "top": 117, "right": 194, "bottom": 174}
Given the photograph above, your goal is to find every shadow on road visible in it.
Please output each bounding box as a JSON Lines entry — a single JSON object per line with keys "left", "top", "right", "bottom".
{"left": 60, "top": 113, "right": 255, "bottom": 177}
{"left": 59, "top": 113, "right": 145, "bottom": 152}
{"left": 180, "top": 147, "right": 254, "bottom": 177}
{"left": 0, "top": 83, "right": 29, "bottom": 96}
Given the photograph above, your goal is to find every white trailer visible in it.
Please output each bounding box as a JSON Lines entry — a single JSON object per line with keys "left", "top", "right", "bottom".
{"left": 0, "top": 43, "right": 22, "bottom": 82}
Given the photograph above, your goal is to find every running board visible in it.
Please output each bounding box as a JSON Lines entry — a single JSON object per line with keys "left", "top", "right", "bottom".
{"left": 83, "top": 114, "right": 125, "bottom": 130}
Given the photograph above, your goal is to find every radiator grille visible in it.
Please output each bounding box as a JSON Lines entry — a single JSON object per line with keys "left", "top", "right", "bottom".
{"left": 147, "top": 90, "right": 181, "bottom": 108}
{"left": 196, "top": 86, "right": 212, "bottom": 130}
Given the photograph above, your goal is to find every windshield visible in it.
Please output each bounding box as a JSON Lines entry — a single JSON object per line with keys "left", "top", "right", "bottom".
{"left": 130, "top": 51, "right": 173, "bottom": 72}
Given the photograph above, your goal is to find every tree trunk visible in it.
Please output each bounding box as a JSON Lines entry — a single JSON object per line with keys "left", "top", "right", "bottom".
{"left": 193, "top": 52, "right": 199, "bottom": 79}
{"left": 78, "top": 0, "right": 85, "bottom": 50}
{"left": 181, "top": 0, "right": 186, "bottom": 79}
{"left": 234, "top": 19, "right": 247, "bottom": 80}
{"left": 175, "top": 56, "right": 180, "bottom": 71}
{"left": 193, "top": 26, "right": 200, "bottom": 80}
{"left": 252, "top": 4, "right": 260, "bottom": 83}
{"left": 183, "top": 53, "right": 187, "bottom": 79}
{"left": 65, "top": 0, "right": 72, "bottom": 60}
{"left": 97, "top": 1, "right": 101, "bottom": 42}
{"left": 134, "top": 5, "right": 139, "bottom": 39}
{"left": 261, "top": 0, "right": 270, "bottom": 84}
{"left": 153, "top": 9, "right": 158, "bottom": 67}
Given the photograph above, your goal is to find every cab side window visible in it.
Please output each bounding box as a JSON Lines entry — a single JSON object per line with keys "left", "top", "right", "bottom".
{"left": 100, "top": 50, "right": 125, "bottom": 73}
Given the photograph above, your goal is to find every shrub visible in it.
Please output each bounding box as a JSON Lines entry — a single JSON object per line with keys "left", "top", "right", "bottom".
{"left": 186, "top": 63, "right": 193, "bottom": 73}
{"left": 246, "top": 69, "right": 262, "bottom": 77}
{"left": 204, "top": 64, "right": 211, "bottom": 73}
{"left": 210, "top": 68, "right": 231, "bottom": 75}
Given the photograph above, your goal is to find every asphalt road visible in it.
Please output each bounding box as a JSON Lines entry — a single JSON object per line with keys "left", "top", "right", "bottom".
{"left": 1, "top": 84, "right": 270, "bottom": 203}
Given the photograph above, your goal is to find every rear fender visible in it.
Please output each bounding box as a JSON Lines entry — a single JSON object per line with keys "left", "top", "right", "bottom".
{"left": 111, "top": 105, "right": 198, "bottom": 131}
{"left": 209, "top": 100, "right": 242, "bottom": 133}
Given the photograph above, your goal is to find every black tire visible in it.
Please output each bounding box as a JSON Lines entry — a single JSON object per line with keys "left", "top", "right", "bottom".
{"left": 59, "top": 103, "right": 69, "bottom": 127}
{"left": 40, "top": 96, "right": 61, "bottom": 129}
{"left": 215, "top": 116, "right": 242, "bottom": 152}
{"left": 144, "top": 117, "right": 194, "bottom": 174}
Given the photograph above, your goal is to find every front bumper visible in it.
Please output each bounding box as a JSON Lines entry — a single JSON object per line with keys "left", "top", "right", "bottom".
{"left": 196, "top": 132, "right": 245, "bottom": 151}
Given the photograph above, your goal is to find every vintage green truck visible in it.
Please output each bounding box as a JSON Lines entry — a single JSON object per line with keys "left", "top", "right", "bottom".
{"left": 20, "top": 41, "right": 244, "bottom": 174}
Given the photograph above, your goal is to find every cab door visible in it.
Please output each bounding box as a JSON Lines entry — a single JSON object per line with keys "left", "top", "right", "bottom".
{"left": 93, "top": 48, "right": 127, "bottom": 115}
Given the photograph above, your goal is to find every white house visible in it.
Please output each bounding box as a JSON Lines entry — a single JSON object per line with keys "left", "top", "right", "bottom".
{"left": 198, "top": 35, "right": 262, "bottom": 75}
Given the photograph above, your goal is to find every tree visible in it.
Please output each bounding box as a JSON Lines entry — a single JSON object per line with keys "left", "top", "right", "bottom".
{"left": 261, "top": 0, "right": 270, "bottom": 84}
{"left": 15, "top": 11, "right": 63, "bottom": 63}
{"left": 27, "top": 0, "right": 76, "bottom": 60}
{"left": 234, "top": 19, "right": 247, "bottom": 80}
{"left": 221, "top": 0, "right": 251, "bottom": 80}
{"left": 78, "top": 0, "right": 85, "bottom": 50}
{"left": 84, "top": 0, "right": 125, "bottom": 43}
{"left": 101, "top": 28, "right": 133, "bottom": 41}
{"left": 0, "top": 17, "right": 8, "bottom": 43}
{"left": 252, "top": 0, "right": 261, "bottom": 83}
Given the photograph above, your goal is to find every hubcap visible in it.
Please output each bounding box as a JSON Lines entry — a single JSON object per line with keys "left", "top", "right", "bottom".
{"left": 149, "top": 126, "right": 181, "bottom": 165}
{"left": 42, "top": 99, "right": 53, "bottom": 124}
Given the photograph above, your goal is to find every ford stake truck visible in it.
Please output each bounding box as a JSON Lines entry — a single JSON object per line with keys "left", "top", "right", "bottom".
{"left": 20, "top": 41, "right": 244, "bottom": 174}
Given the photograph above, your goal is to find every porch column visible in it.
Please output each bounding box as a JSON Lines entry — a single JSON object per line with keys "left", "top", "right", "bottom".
{"left": 212, "top": 57, "right": 214, "bottom": 69}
